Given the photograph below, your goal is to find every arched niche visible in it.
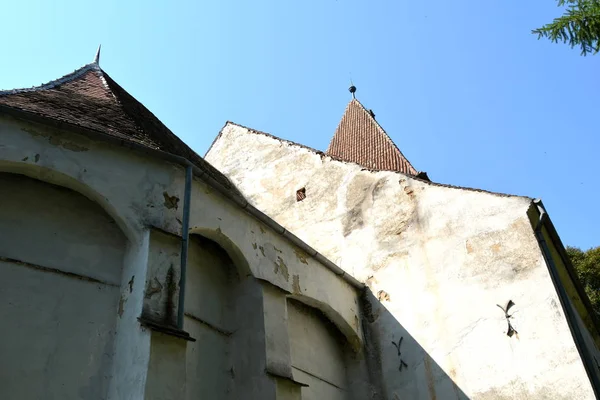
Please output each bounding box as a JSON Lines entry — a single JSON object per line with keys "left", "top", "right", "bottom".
{"left": 0, "top": 171, "right": 128, "bottom": 399}
{"left": 289, "top": 294, "right": 361, "bottom": 352}
{"left": 183, "top": 233, "right": 252, "bottom": 400}
{"left": 0, "top": 160, "right": 136, "bottom": 242}
{"left": 190, "top": 227, "right": 252, "bottom": 278}
{"left": 181, "top": 231, "right": 274, "bottom": 399}
{"left": 286, "top": 297, "right": 354, "bottom": 400}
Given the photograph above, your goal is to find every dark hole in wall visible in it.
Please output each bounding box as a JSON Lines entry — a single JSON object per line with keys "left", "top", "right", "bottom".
{"left": 296, "top": 187, "right": 306, "bottom": 202}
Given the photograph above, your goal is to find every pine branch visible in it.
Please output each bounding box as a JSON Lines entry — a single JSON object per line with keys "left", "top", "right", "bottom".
{"left": 532, "top": 0, "right": 600, "bottom": 55}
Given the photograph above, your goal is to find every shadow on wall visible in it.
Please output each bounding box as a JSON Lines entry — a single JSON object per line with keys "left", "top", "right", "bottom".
{"left": 361, "top": 289, "right": 470, "bottom": 400}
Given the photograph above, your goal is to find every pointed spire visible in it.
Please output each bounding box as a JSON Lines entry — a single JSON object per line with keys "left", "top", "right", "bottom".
{"left": 326, "top": 98, "right": 418, "bottom": 175}
{"left": 94, "top": 45, "right": 101, "bottom": 65}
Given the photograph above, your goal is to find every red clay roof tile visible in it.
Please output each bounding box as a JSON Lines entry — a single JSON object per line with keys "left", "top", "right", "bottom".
{"left": 326, "top": 98, "right": 417, "bottom": 175}
{"left": 0, "top": 62, "right": 239, "bottom": 193}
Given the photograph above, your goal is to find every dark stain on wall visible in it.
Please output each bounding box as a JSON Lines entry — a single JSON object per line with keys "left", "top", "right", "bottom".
{"left": 292, "top": 274, "right": 302, "bottom": 294}
{"left": 164, "top": 264, "right": 177, "bottom": 326}
{"left": 294, "top": 247, "right": 309, "bottom": 265}
{"left": 496, "top": 300, "right": 518, "bottom": 338}
{"left": 162, "top": 192, "right": 179, "bottom": 210}
{"left": 377, "top": 290, "right": 391, "bottom": 302}
{"left": 118, "top": 294, "right": 126, "bottom": 318}
{"left": 128, "top": 275, "right": 135, "bottom": 293}
{"left": 273, "top": 256, "right": 289, "bottom": 281}
{"left": 145, "top": 277, "right": 163, "bottom": 299}
{"left": 343, "top": 206, "right": 364, "bottom": 237}
{"left": 391, "top": 336, "right": 408, "bottom": 371}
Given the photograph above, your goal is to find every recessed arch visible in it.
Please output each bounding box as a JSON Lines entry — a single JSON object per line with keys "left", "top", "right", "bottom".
{"left": 183, "top": 231, "right": 252, "bottom": 399}
{"left": 0, "top": 160, "right": 137, "bottom": 242}
{"left": 286, "top": 297, "right": 354, "bottom": 400}
{"left": 0, "top": 170, "right": 128, "bottom": 399}
{"left": 189, "top": 227, "right": 252, "bottom": 279}
{"left": 288, "top": 294, "right": 361, "bottom": 352}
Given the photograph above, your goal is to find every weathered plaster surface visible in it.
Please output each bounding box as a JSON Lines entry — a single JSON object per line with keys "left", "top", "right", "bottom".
{"left": 230, "top": 278, "right": 276, "bottom": 400}
{"left": 0, "top": 172, "right": 125, "bottom": 284}
{"left": 288, "top": 299, "right": 348, "bottom": 400}
{"left": 184, "top": 233, "right": 237, "bottom": 399}
{"left": 145, "top": 332, "right": 187, "bottom": 400}
{"left": 108, "top": 231, "right": 152, "bottom": 400}
{"left": 0, "top": 115, "right": 364, "bottom": 399}
{"left": 188, "top": 175, "right": 362, "bottom": 349}
{"left": 144, "top": 231, "right": 182, "bottom": 327}
{"left": 0, "top": 173, "right": 124, "bottom": 399}
{"left": 206, "top": 123, "right": 596, "bottom": 399}
{"left": 531, "top": 214, "right": 600, "bottom": 392}
{"left": 263, "top": 283, "right": 295, "bottom": 381}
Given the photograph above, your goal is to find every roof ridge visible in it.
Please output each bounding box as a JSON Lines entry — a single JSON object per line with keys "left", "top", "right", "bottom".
{"left": 0, "top": 63, "right": 100, "bottom": 96}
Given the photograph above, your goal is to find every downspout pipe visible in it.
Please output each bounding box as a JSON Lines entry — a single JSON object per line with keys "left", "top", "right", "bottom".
{"left": 533, "top": 199, "right": 600, "bottom": 398}
{"left": 177, "top": 165, "right": 193, "bottom": 330}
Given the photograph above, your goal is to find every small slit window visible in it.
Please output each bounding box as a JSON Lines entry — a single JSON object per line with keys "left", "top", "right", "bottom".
{"left": 296, "top": 187, "right": 306, "bottom": 202}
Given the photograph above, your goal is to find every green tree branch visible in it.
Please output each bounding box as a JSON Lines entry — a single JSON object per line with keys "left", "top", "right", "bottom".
{"left": 533, "top": 0, "right": 600, "bottom": 55}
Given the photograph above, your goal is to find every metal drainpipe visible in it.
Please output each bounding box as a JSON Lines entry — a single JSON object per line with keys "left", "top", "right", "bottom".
{"left": 177, "top": 165, "right": 193, "bottom": 330}
{"left": 533, "top": 199, "right": 600, "bottom": 398}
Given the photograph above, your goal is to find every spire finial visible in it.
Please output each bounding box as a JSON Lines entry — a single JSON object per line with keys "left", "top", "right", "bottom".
{"left": 94, "top": 45, "right": 101, "bottom": 65}
{"left": 349, "top": 83, "right": 356, "bottom": 99}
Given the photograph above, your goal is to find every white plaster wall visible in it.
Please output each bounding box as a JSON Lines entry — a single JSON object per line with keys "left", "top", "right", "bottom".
{"left": 230, "top": 278, "right": 276, "bottom": 400}
{"left": 188, "top": 183, "right": 363, "bottom": 349}
{"left": 0, "top": 115, "right": 364, "bottom": 399}
{"left": 144, "top": 231, "right": 181, "bottom": 327}
{"left": 0, "top": 173, "right": 125, "bottom": 399}
{"left": 0, "top": 116, "right": 361, "bottom": 347}
{"left": 145, "top": 332, "right": 187, "bottom": 400}
{"left": 184, "top": 234, "right": 236, "bottom": 400}
{"left": 537, "top": 221, "right": 600, "bottom": 392}
{"left": 288, "top": 299, "right": 348, "bottom": 400}
{"left": 144, "top": 231, "right": 273, "bottom": 400}
{"left": 206, "top": 123, "right": 595, "bottom": 399}
{"left": 186, "top": 235, "right": 236, "bottom": 332}
{"left": 0, "top": 173, "right": 125, "bottom": 284}
{"left": 108, "top": 230, "right": 152, "bottom": 400}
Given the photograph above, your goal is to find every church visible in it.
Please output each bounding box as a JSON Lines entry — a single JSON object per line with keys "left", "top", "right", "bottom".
{"left": 1, "top": 54, "right": 599, "bottom": 400}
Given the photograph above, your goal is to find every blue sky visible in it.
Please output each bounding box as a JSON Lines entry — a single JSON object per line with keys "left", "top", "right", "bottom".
{"left": 2, "top": 0, "right": 599, "bottom": 249}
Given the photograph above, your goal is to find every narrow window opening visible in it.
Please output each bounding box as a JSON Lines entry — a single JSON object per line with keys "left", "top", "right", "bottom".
{"left": 296, "top": 187, "right": 306, "bottom": 202}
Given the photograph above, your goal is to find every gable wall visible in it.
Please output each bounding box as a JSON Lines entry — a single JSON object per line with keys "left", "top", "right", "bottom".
{"left": 206, "top": 123, "right": 596, "bottom": 399}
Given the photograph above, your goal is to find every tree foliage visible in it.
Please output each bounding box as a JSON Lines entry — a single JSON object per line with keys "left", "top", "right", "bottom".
{"left": 566, "top": 246, "right": 600, "bottom": 317}
{"left": 533, "top": 0, "right": 600, "bottom": 55}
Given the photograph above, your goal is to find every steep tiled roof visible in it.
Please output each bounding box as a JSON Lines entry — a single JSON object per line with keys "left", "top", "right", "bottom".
{"left": 0, "top": 62, "right": 237, "bottom": 192}
{"left": 326, "top": 98, "right": 417, "bottom": 175}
